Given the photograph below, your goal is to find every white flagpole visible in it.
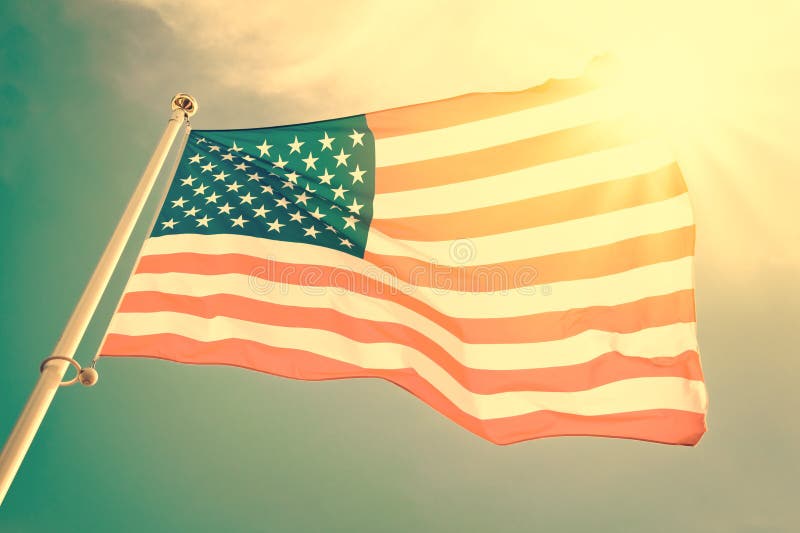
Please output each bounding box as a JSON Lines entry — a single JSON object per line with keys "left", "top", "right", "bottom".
{"left": 0, "top": 93, "right": 198, "bottom": 505}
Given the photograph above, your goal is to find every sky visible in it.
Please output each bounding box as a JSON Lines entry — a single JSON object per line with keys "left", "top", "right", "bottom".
{"left": 1, "top": 0, "right": 799, "bottom": 531}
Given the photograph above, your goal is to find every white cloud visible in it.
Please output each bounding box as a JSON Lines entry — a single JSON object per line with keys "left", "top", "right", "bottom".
{"left": 118, "top": 0, "right": 605, "bottom": 110}
{"left": 115, "top": 0, "right": 800, "bottom": 278}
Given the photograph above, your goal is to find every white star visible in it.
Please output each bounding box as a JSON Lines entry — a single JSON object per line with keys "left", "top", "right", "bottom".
{"left": 234, "top": 162, "right": 248, "bottom": 171}
{"left": 347, "top": 198, "right": 364, "bottom": 214}
{"left": 226, "top": 181, "right": 243, "bottom": 192}
{"left": 260, "top": 184, "right": 274, "bottom": 195}
{"left": 274, "top": 197, "right": 290, "bottom": 209}
{"left": 242, "top": 155, "right": 255, "bottom": 162}
{"left": 284, "top": 171, "right": 300, "bottom": 184}
{"left": 325, "top": 224, "right": 337, "bottom": 233}
{"left": 267, "top": 218, "right": 285, "bottom": 232}
{"left": 239, "top": 192, "right": 256, "bottom": 204}
{"left": 304, "top": 184, "right": 316, "bottom": 193}
{"left": 205, "top": 192, "right": 221, "bottom": 204}
{"left": 339, "top": 237, "right": 354, "bottom": 248}
{"left": 229, "top": 141, "right": 243, "bottom": 152}
{"left": 342, "top": 215, "right": 359, "bottom": 230}
{"left": 281, "top": 181, "right": 294, "bottom": 190}
{"left": 288, "top": 136, "right": 305, "bottom": 154}
{"left": 213, "top": 170, "right": 229, "bottom": 182}
{"left": 318, "top": 132, "right": 335, "bottom": 151}
{"left": 196, "top": 215, "right": 213, "bottom": 227}
{"left": 183, "top": 206, "right": 200, "bottom": 217}
{"left": 188, "top": 154, "right": 204, "bottom": 164}
{"left": 301, "top": 152, "right": 318, "bottom": 170}
{"left": 348, "top": 129, "right": 365, "bottom": 147}
{"left": 217, "top": 202, "right": 234, "bottom": 214}
{"left": 180, "top": 175, "right": 196, "bottom": 186}
{"left": 221, "top": 153, "right": 235, "bottom": 162}
{"left": 171, "top": 196, "right": 188, "bottom": 208}
{"left": 196, "top": 137, "right": 207, "bottom": 144}
{"left": 253, "top": 205, "right": 270, "bottom": 218}
{"left": 348, "top": 165, "right": 366, "bottom": 184}
{"left": 303, "top": 225, "right": 320, "bottom": 239}
{"left": 331, "top": 184, "right": 349, "bottom": 200}
{"left": 334, "top": 148, "right": 351, "bottom": 167}
{"left": 230, "top": 215, "right": 247, "bottom": 228}
{"left": 247, "top": 172, "right": 262, "bottom": 181}
{"left": 257, "top": 139, "right": 273, "bottom": 157}
{"left": 161, "top": 218, "right": 178, "bottom": 230}
{"left": 294, "top": 191, "right": 311, "bottom": 205}
{"left": 200, "top": 163, "right": 216, "bottom": 173}
{"left": 289, "top": 211, "right": 306, "bottom": 223}
{"left": 193, "top": 183, "right": 208, "bottom": 196}
{"left": 208, "top": 145, "right": 221, "bottom": 152}
{"left": 273, "top": 155, "right": 288, "bottom": 169}
{"left": 318, "top": 169, "right": 334, "bottom": 185}
{"left": 308, "top": 207, "right": 326, "bottom": 220}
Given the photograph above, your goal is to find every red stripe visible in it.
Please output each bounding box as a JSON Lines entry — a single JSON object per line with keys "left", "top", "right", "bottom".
{"left": 116, "top": 291, "right": 703, "bottom": 393}
{"left": 141, "top": 226, "right": 697, "bottom": 292}
{"left": 100, "top": 333, "right": 706, "bottom": 445}
{"left": 365, "top": 75, "right": 601, "bottom": 139}
{"left": 135, "top": 252, "right": 697, "bottom": 343}
{"left": 364, "top": 227, "right": 695, "bottom": 291}
{"left": 371, "top": 165, "right": 686, "bottom": 241}
{"left": 374, "top": 119, "right": 647, "bottom": 194}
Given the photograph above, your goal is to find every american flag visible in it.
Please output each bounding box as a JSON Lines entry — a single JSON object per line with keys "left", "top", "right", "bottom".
{"left": 99, "top": 68, "right": 708, "bottom": 445}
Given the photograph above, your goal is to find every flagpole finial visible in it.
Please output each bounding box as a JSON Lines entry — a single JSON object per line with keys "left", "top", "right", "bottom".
{"left": 171, "top": 93, "right": 198, "bottom": 118}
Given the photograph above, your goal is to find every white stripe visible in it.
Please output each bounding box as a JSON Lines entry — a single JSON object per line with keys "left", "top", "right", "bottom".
{"left": 142, "top": 232, "right": 366, "bottom": 264}
{"left": 365, "top": 194, "right": 693, "bottom": 266}
{"left": 137, "top": 233, "right": 693, "bottom": 318}
{"left": 134, "top": 235, "right": 694, "bottom": 318}
{"left": 374, "top": 88, "right": 622, "bottom": 167}
{"left": 123, "top": 270, "right": 699, "bottom": 370}
{"left": 410, "top": 257, "right": 693, "bottom": 317}
{"left": 142, "top": 199, "right": 689, "bottom": 272}
{"left": 108, "top": 312, "right": 708, "bottom": 419}
{"left": 372, "top": 141, "right": 676, "bottom": 219}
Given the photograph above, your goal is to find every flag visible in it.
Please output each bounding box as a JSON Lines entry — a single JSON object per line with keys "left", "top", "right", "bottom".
{"left": 99, "top": 66, "right": 708, "bottom": 445}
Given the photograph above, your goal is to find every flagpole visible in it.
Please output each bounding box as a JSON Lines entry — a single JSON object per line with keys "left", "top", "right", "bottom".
{"left": 0, "top": 93, "right": 198, "bottom": 505}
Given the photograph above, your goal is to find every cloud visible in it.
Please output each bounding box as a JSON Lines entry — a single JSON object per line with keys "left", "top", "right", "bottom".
{"left": 103, "top": 0, "right": 800, "bottom": 278}
{"left": 116, "top": 1, "right": 799, "bottom": 102}
{"left": 115, "top": 0, "right": 604, "bottom": 111}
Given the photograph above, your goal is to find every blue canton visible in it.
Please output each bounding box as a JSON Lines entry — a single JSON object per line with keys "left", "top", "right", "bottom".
{"left": 153, "top": 115, "right": 375, "bottom": 258}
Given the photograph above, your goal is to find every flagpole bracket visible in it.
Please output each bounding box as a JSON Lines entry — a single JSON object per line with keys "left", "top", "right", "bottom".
{"left": 39, "top": 357, "right": 99, "bottom": 387}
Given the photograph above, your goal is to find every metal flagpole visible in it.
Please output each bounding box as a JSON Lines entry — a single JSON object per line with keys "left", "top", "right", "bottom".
{"left": 0, "top": 93, "right": 199, "bottom": 505}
